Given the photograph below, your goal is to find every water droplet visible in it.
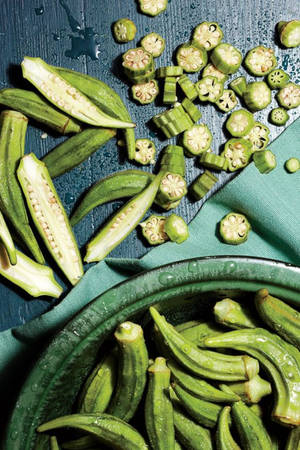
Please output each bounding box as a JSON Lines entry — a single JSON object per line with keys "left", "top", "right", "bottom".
{"left": 225, "top": 261, "right": 237, "bottom": 273}
{"left": 10, "top": 430, "right": 18, "bottom": 440}
{"left": 53, "top": 33, "right": 61, "bottom": 41}
{"left": 182, "top": 344, "right": 190, "bottom": 353}
{"left": 35, "top": 5, "right": 44, "bottom": 15}
{"left": 158, "top": 272, "right": 174, "bottom": 286}
{"left": 287, "top": 372, "right": 294, "bottom": 379}
{"left": 257, "top": 337, "right": 267, "bottom": 343}
{"left": 64, "top": 192, "right": 75, "bottom": 204}
{"left": 188, "top": 261, "right": 199, "bottom": 273}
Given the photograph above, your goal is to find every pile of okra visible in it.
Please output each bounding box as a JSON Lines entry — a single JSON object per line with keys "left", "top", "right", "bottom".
{"left": 0, "top": 11, "right": 299, "bottom": 298}
{"left": 38, "top": 288, "right": 300, "bottom": 449}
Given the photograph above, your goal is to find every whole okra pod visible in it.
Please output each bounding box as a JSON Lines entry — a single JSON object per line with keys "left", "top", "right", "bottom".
{"left": 214, "top": 298, "right": 259, "bottom": 330}
{"left": 216, "top": 406, "right": 241, "bottom": 450}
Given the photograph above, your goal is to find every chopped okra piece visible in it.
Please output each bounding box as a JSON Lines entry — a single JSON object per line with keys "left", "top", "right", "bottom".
{"left": 176, "top": 43, "right": 208, "bottom": 73}
{"left": 190, "top": 170, "right": 218, "bottom": 200}
{"left": 160, "top": 114, "right": 193, "bottom": 137}
{"left": 140, "top": 215, "right": 169, "bottom": 245}
{"left": 113, "top": 18, "right": 137, "bottom": 43}
{"left": 243, "top": 81, "right": 271, "bottom": 112}
{"left": 253, "top": 149, "right": 277, "bottom": 174}
{"left": 155, "top": 198, "right": 181, "bottom": 211}
{"left": 181, "top": 98, "right": 202, "bottom": 122}
{"left": 132, "top": 79, "right": 159, "bottom": 104}
{"left": 220, "top": 212, "right": 251, "bottom": 245}
{"left": 178, "top": 75, "right": 198, "bottom": 101}
{"left": 130, "top": 67, "right": 156, "bottom": 85}
{"left": 202, "top": 63, "right": 228, "bottom": 83}
{"left": 141, "top": 32, "right": 165, "bottom": 57}
{"left": 164, "top": 214, "right": 189, "bottom": 243}
{"left": 163, "top": 77, "right": 177, "bottom": 104}
{"left": 285, "top": 157, "right": 300, "bottom": 173}
{"left": 160, "top": 145, "right": 185, "bottom": 177}
{"left": 211, "top": 43, "right": 242, "bottom": 74}
{"left": 157, "top": 172, "right": 187, "bottom": 203}
{"left": 267, "top": 69, "right": 290, "bottom": 90}
{"left": 196, "top": 76, "right": 224, "bottom": 103}
{"left": 244, "top": 122, "right": 270, "bottom": 153}
{"left": 276, "top": 82, "right": 300, "bottom": 109}
{"left": 138, "top": 0, "right": 168, "bottom": 16}
{"left": 216, "top": 89, "right": 238, "bottom": 113}
{"left": 200, "top": 151, "right": 228, "bottom": 171}
{"left": 153, "top": 103, "right": 186, "bottom": 126}
{"left": 278, "top": 20, "right": 300, "bottom": 48}
{"left": 156, "top": 66, "right": 183, "bottom": 78}
{"left": 229, "top": 76, "right": 247, "bottom": 97}
{"left": 269, "top": 107, "right": 289, "bottom": 126}
{"left": 182, "top": 124, "right": 212, "bottom": 157}
{"left": 134, "top": 139, "right": 156, "bottom": 165}
{"left": 222, "top": 138, "right": 252, "bottom": 172}
{"left": 244, "top": 46, "right": 277, "bottom": 76}
{"left": 122, "top": 47, "right": 154, "bottom": 79}
{"left": 192, "top": 22, "right": 223, "bottom": 51}
{"left": 226, "top": 109, "right": 255, "bottom": 137}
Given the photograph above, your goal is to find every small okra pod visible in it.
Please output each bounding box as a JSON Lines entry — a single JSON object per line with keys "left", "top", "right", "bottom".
{"left": 255, "top": 288, "right": 300, "bottom": 350}
{"left": 164, "top": 214, "right": 189, "bottom": 244}
{"left": 176, "top": 42, "right": 208, "bottom": 73}
{"left": 178, "top": 320, "right": 225, "bottom": 346}
{"left": 226, "top": 109, "right": 255, "bottom": 138}
{"left": 141, "top": 32, "right": 165, "bottom": 57}
{"left": 285, "top": 426, "right": 300, "bottom": 450}
{"left": 277, "top": 20, "right": 300, "bottom": 48}
{"left": 0, "top": 210, "right": 17, "bottom": 265}
{"left": 220, "top": 374, "right": 272, "bottom": 404}
{"left": 145, "top": 357, "right": 175, "bottom": 450}
{"left": 244, "top": 46, "right": 277, "bottom": 76}
{"left": 216, "top": 406, "right": 241, "bottom": 450}
{"left": 244, "top": 121, "right": 270, "bottom": 153}
{"left": 219, "top": 213, "right": 251, "bottom": 246}
{"left": 214, "top": 298, "right": 259, "bottom": 329}
{"left": 276, "top": 82, "right": 300, "bottom": 109}
{"left": 243, "top": 81, "right": 272, "bottom": 111}
{"left": 140, "top": 215, "right": 169, "bottom": 245}
{"left": 192, "top": 21, "right": 223, "bottom": 50}
{"left": 113, "top": 18, "right": 137, "bottom": 43}
{"left": 211, "top": 43, "right": 242, "bottom": 74}
{"left": 190, "top": 170, "right": 218, "bottom": 200}
{"left": 253, "top": 149, "right": 277, "bottom": 174}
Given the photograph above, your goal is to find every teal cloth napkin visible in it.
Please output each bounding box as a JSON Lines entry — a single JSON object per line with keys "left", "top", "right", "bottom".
{"left": 1, "top": 118, "right": 300, "bottom": 410}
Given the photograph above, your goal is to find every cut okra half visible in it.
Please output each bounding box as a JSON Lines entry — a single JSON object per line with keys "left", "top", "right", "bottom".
{"left": 244, "top": 46, "right": 277, "bottom": 76}
{"left": 141, "top": 32, "right": 165, "bottom": 57}
{"left": 211, "top": 43, "right": 242, "bottom": 74}
{"left": 122, "top": 47, "right": 154, "bottom": 78}
{"left": 192, "top": 22, "right": 223, "bottom": 50}
{"left": 285, "top": 157, "right": 300, "bottom": 173}
{"left": 243, "top": 81, "right": 271, "bottom": 112}
{"left": 266, "top": 69, "right": 290, "bottom": 90}
{"left": 278, "top": 20, "right": 300, "bottom": 48}
{"left": 216, "top": 89, "right": 238, "bottom": 113}
{"left": 196, "top": 76, "right": 224, "bottom": 103}
{"left": 182, "top": 124, "right": 212, "bottom": 157}
{"left": 178, "top": 75, "right": 198, "bottom": 101}
{"left": 276, "top": 82, "right": 300, "bottom": 109}
{"left": 140, "top": 215, "right": 169, "bottom": 245}
{"left": 202, "top": 63, "right": 228, "bottom": 83}
{"left": 221, "top": 138, "right": 252, "bottom": 172}
{"left": 226, "top": 109, "right": 255, "bottom": 137}
{"left": 244, "top": 122, "right": 270, "bottom": 153}
{"left": 138, "top": 0, "right": 168, "bottom": 16}
{"left": 134, "top": 139, "right": 156, "bottom": 165}
{"left": 269, "top": 107, "right": 289, "bottom": 126}
{"left": 113, "top": 18, "right": 137, "bottom": 43}
{"left": 164, "top": 214, "right": 189, "bottom": 244}
{"left": 132, "top": 79, "right": 159, "bottom": 104}
{"left": 176, "top": 42, "right": 208, "bottom": 73}
{"left": 190, "top": 170, "right": 218, "bottom": 200}
{"left": 219, "top": 212, "right": 251, "bottom": 245}
{"left": 253, "top": 149, "right": 277, "bottom": 174}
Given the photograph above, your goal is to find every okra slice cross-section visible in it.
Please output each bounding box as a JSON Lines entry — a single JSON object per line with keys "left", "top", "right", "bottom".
{"left": 193, "top": 21, "right": 223, "bottom": 50}
{"left": 243, "top": 81, "right": 271, "bottom": 112}
{"left": 219, "top": 212, "right": 251, "bottom": 245}
{"left": 278, "top": 20, "right": 300, "bottom": 48}
{"left": 226, "top": 109, "right": 255, "bottom": 137}
{"left": 211, "top": 43, "right": 242, "bottom": 74}
{"left": 132, "top": 79, "right": 159, "bottom": 104}
{"left": 176, "top": 43, "right": 208, "bottom": 73}
{"left": 244, "top": 46, "right": 277, "bottom": 76}
{"left": 276, "top": 82, "right": 300, "bottom": 109}
{"left": 113, "top": 18, "right": 137, "bottom": 43}
{"left": 156, "top": 172, "right": 187, "bottom": 203}
{"left": 269, "top": 107, "right": 289, "bottom": 126}
{"left": 216, "top": 89, "right": 238, "bottom": 113}
{"left": 122, "top": 47, "right": 153, "bottom": 77}
{"left": 140, "top": 215, "right": 168, "bottom": 245}
{"left": 183, "top": 124, "right": 212, "bottom": 156}
{"left": 202, "top": 63, "right": 228, "bottom": 83}
{"left": 141, "top": 32, "right": 165, "bottom": 57}
{"left": 267, "top": 69, "right": 290, "bottom": 90}
{"left": 244, "top": 122, "right": 270, "bottom": 153}
{"left": 138, "top": 0, "right": 168, "bottom": 16}
{"left": 222, "top": 138, "right": 252, "bottom": 171}
{"left": 134, "top": 139, "right": 156, "bottom": 165}
{"left": 253, "top": 149, "right": 277, "bottom": 174}
{"left": 196, "top": 76, "right": 224, "bottom": 103}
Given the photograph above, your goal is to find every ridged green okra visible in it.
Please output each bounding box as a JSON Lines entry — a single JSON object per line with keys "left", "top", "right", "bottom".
{"left": 61, "top": 435, "right": 100, "bottom": 449}
{"left": 220, "top": 374, "right": 272, "bottom": 404}
{"left": 43, "top": 128, "right": 116, "bottom": 178}
{"left": 145, "top": 357, "right": 175, "bottom": 449}
{"left": 0, "top": 88, "right": 81, "bottom": 134}
{"left": 214, "top": 298, "right": 259, "bottom": 329}
{"left": 150, "top": 307, "right": 259, "bottom": 381}
{"left": 205, "top": 328, "right": 300, "bottom": 426}
{"left": 216, "top": 406, "right": 241, "bottom": 450}
{"left": 17, "top": 153, "right": 83, "bottom": 285}
{"left": 255, "top": 288, "right": 300, "bottom": 350}
{"left": 0, "top": 110, "right": 44, "bottom": 264}
{"left": 178, "top": 320, "right": 225, "bottom": 346}
{"left": 50, "top": 436, "right": 60, "bottom": 450}
{"left": 37, "top": 413, "right": 148, "bottom": 450}
{"left": 107, "top": 322, "right": 148, "bottom": 422}
{"left": 285, "top": 426, "right": 300, "bottom": 450}
{"left": 0, "top": 210, "right": 16, "bottom": 265}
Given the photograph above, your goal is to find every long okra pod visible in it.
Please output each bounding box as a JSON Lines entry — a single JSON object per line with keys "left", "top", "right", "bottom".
{"left": 50, "top": 436, "right": 59, "bottom": 450}
{"left": 205, "top": 328, "right": 300, "bottom": 426}
{"left": 0, "top": 110, "right": 44, "bottom": 263}
{"left": 216, "top": 406, "right": 241, "bottom": 450}
{"left": 0, "top": 210, "right": 16, "bottom": 265}
{"left": 178, "top": 320, "right": 225, "bottom": 346}
{"left": 214, "top": 298, "right": 259, "bottom": 329}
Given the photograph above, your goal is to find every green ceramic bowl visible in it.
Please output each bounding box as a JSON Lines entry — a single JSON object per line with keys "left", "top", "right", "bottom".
{"left": 5, "top": 256, "right": 300, "bottom": 449}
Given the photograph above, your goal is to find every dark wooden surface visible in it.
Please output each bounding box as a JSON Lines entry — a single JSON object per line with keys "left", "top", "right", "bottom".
{"left": 0, "top": 0, "right": 299, "bottom": 330}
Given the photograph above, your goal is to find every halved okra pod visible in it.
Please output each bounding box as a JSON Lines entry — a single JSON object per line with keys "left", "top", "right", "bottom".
{"left": 269, "top": 107, "right": 289, "bottom": 126}
{"left": 196, "top": 76, "right": 224, "bottom": 102}
{"left": 243, "top": 81, "right": 272, "bottom": 111}
{"left": 214, "top": 298, "right": 259, "bottom": 329}
{"left": 220, "top": 374, "right": 272, "bottom": 404}
{"left": 132, "top": 79, "right": 159, "bottom": 104}
{"left": 219, "top": 212, "right": 251, "bottom": 245}
{"left": 244, "top": 46, "right": 277, "bottom": 76}
{"left": 138, "top": 0, "right": 168, "bottom": 16}
{"left": 276, "top": 82, "right": 300, "bottom": 109}
{"left": 182, "top": 124, "right": 212, "bottom": 157}
{"left": 216, "top": 89, "right": 238, "bottom": 113}
{"left": 0, "top": 211, "right": 16, "bottom": 265}
{"left": 267, "top": 69, "right": 290, "bottom": 90}
{"left": 277, "top": 20, "right": 300, "bottom": 48}
{"left": 211, "top": 43, "right": 242, "bottom": 74}
{"left": 107, "top": 322, "right": 148, "bottom": 422}
{"left": 140, "top": 215, "right": 169, "bottom": 245}
{"left": 113, "top": 18, "right": 137, "bottom": 43}
{"left": 253, "top": 149, "right": 277, "bottom": 174}
{"left": 202, "top": 63, "right": 228, "bottom": 83}
{"left": 226, "top": 109, "right": 255, "bottom": 138}
{"left": 216, "top": 406, "right": 241, "bottom": 450}
{"left": 222, "top": 139, "right": 252, "bottom": 171}
{"left": 176, "top": 42, "right": 208, "bottom": 73}
{"left": 17, "top": 153, "right": 83, "bottom": 285}
{"left": 134, "top": 139, "right": 156, "bottom": 165}
{"left": 141, "top": 32, "right": 165, "bottom": 57}
{"left": 192, "top": 21, "right": 223, "bottom": 50}
{"left": 190, "top": 170, "right": 218, "bottom": 200}
{"left": 243, "top": 121, "right": 270, "bottom": 152}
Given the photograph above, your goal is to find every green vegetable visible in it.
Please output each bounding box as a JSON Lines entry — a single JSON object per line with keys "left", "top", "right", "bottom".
{"left": 222, "top": 138, "right": 252, "bottom": 171}
{"left": 37, "top": 413, "right": 148, "bottom": 450}
{"left": 145, "top": 357, "right": 175, "bottom": 449}
{"left": 163, "top": 76, "right": 178, "bottom": 104}
{"left": 61, "top": 435, "right": 99, "bottom": 450}
{"left": 253, "top": 149, "right": 277, "bottom": 174}
{"left": 216, "top": 89, "right": 238, "bottom": 113}
{"left": 150, "top": 306, "right": 259, "bottom": 381}
{"left": 107, "top": 322, "right": 148, "bottom": 421}
{"left": 84, "top": 173, "right": 163, "bottom": 262}
{"left": 221, "top": 373, "right": 272, "bottom": 404}
{"left": 0, "top": 110, "right": 44, "bottom": 264}
{"left": 50, "top": 436, "right": 60, "bottom": 450}
{"left": 132, "top": 79, "right": 159, "bottom": 104}
{"left": 140, "top": 215, "right": 169, "bottom": 245}
{"left": 219, "top": 212, "right": 251, "bottom": 245}
{"left": 269, "top": 107, "right": 289, "bottom": 126}
{"left": 181, "top": 97, "right": 202, "bottom": 122}
{"left": 244, "top": 122, "right": 270, "bottom": 153}
{"left": 202, "top": 63, "right": 228, "bottom": 83}
{"left": 210, "top": 43, "right": 242, "bottom": 74}
{"left": 113, "top": 18, "right": 137, "bottom": 43}
{"left": 255, "top": 288, "right": 300, "bottom": 350}
{"left": 182, "top": 124, "right": 212, "bottom": 156}
{"left": 21, "top": 57, "right": 134, "bottom": 129}
{"left": 278, "top": 20, "right": 300, "bottom": 48}
{"left": 17, "top": 153, "right": 83, "bottom": 285}
{"left": 160, "top": 145, "right": 186, "bottom": 177}
{"left": 214, "top": 298, "right": 259, "bottom": 329}
{"left": 226, "top": 109, "right": 255, "bottom": 137}
{"left": 156, "top": 66, "right": 183, "bottom": 78}
{"left": 134, "top": 139, "right": 156, "bottom": 165}
{"left": 176, "top": 42, "right": 208, "bottom": 73}
{"left": 196, "top": 76, "right": 224, "bottom": 102}
{"left": 141, "top": 32, "right": 165, "bottom": 57}
{"left": 229, "top": 76, "right": 247, "bottom": 97}
{"left": 138, "top": 0, "right": 168, "bottom": 16}
{"left": 0, "top": 88, "right": 81, "bottom": 134}
{"left": 243, "top": 81, "right": 272, "bottom": 111}
{"left": 267, "top": 69, "right": 290, "bottom": 90}
{"left": 164, "top": 214, "right": 189, "bottom": 243}
{"left": 216, "top": 406, "right": 241, "bottom": 450}
{"left": 285, "top": 426, "right": 300, "bottom": 450}
{"left": 178, "top": 320, "right": 225, "bottom": 347}
{"left": 244, "top": 46, "right": 277, "bottom": 76}
{"left": 156, "top": 172, "right": 187, "bottom": 204}
{"left": 178, "top": 75, "right": 198, "bottom": 101}
{"left": 200, "top": 151, "right": 227, "bottom": 171}
{"left": 42, "top": 128, "right": 116, "bottom": 178}
{"left": 122, "top": 47, "right": 154, "bottom": 79}
{"left": 192, "top": 21, "right": 223, "bottom": 50}
{"left": 285, "top": 157, "right": 300, "bottom": 173}
{"left": 277, "top": 82, "right": 300, "bottom": 109}
{"left": 153, "top": 104, "right": 194, "bottom": 137}
{"left": 205, "top": 328, "right": 300, "bottom": 427}
{"left": 0, "top": 210, "right": 16, "bottom": 265}
{"left": 190, "top": 170, "right": 218, "bottom": 200}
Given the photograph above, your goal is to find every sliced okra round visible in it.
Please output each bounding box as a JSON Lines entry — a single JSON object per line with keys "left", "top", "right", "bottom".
{"left": 113, "top": 18, "right": 137, "bottom": 43}
{"left": 253, "top": 149, "right": 277, "bottom": 174}
{"left": 182, "top": 124, "right": 212, "bottom": 156}
{"left": 192, "top": 22, "right": 223, "bottom": 50}
{"left": 278, "top": 20, "right": 300, "bottom": 48}
{"left": 141, "top": 32, "right": 165, "bottom": 57}
{"left": 178, "top": 75, "right": 198, "bottom": 101}
{"left": 140, "top": 215, "right": 169, "bottom": 245}
{"left": 244, "top": 122, "right": 270, "bottom": 153}
{"left": 202, "top": 63, "right": 228, "bottom": 83}
{"left": 134, "top": 139, "right": 156, "bottom": 165}
{"left": 244, "top": 46, "right": 277, "bottom": 76}
{"left": 157, "top": 172, "right": 187, "bottom": 203}
{"left": 229, "top": 76, "right": 247, "bottom": 98}
{"left": 196, "top": 76, "right": 224, "bottom": 103}
{"left": 190, "top": 170, "right": 218, "bottom": 200}
{"left": 132, "top": 79, "right": 159, "bottom": 104}
{"left": 211, "top": 43, "right": 242, "bottom": 74}
{"left": 222, "top": 138, "right": 252, "bottom": 172}
{"left": 269, "top": 107, "right": 289, "bottom": 126}
{"left": 266, "top": 68, "right": 290, "bottom": 90}
{"left": 276, "top": 82, "right": 300, "bottom": 109}
{"left": 176, "top": 43, "right": 208, "bottom": 73}
{"left": 216, "top": 89, "right": 238, "bottom": 113}
{"left": 285, "top": 157, "right": 300, "bottom": 173}
{"left": 163, "top": 77, "right": 178, "bottom": 104}
{"left": 156, "top": 66, "right": 183, "bottom": 78}
{"left": 164, "top": 214, "right": 189, "bottom": 244}
{"left": 181, "top": 98, "right": 202, "bottom": 122}
{"left": 243, "top": 81, "right": 271, "bottom": 111}
{"left": 200, "top": 152, "right": 227, "bottom": 171}
{"left": 138, "top": 0, "right": 168, "bottom": 16}
{"left": 220, "top": 212, "right": 251, "bottom": 245}
{"left": 226, "top": 109, "right": 255, "bottom": 137}
{"left": 122, "top": 47, "right": 154, "bottom": 78}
